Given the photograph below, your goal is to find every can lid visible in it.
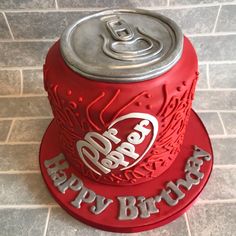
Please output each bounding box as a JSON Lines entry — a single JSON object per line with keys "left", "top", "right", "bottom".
{"left": 60, "top": 9, "right": 183, "bottom": 82}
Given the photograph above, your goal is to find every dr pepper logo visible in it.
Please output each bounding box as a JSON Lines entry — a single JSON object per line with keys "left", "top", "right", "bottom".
{"left": 76, "top": 113, "right": 158, "bottom": 175}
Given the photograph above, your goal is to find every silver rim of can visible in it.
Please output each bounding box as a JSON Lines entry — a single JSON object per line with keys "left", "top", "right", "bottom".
{"left": 60, "top": 9, "right": 184, "bottom": 83}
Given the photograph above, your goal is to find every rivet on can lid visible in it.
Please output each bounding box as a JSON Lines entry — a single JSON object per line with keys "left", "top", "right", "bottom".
{"left": 60, "top": 9, "right": 183, "bottom": 83}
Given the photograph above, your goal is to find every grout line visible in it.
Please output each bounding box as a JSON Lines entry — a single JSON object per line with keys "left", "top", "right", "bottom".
{"left": 202, "top": 87, "right": 236, "bottom": 90}
{"left": 20, "top": 69, "right": 23, "bottom": 95}
{"left": 0, "top": 116, "right": 52, "bottom": 121}
{"left": 1, "top": 8, "right": 100, "bottom": 13}
{"left": 0, "top": 170, "right": 41, "bottom": 174}
{"left": 199, "top": 61, "right": 236, "bottom": 64}
{"left": 43, "top": 207, "right": 51, "bottom": 236}
{"left": 149, "top": 3, "right": 233, "bottom": 9}
{"left": 0, "top": 141, "right": 41, "bottom": 145}
{"left": 206, "top": 63, "right": 211, "bottom": 89}
{"left": 3, "top": 116, "right": 52, "bottom": 121}
{"left": 198, "top": 62, "right": 208, "bottom": 65}
{"left": 217, "top": 112, "right": 227, "bottom": 135}
{"left": 196, "top": 86, "right": 236, "bottom": 90}
{"left": 213, "top": 165, "right": 236, "bottom": 168}
{"left": 2, "top": 12, "right": 14, "bottom": 40}
{"left": 0, "top": 38, "right": 58, "bottom": 43}
{"left": 0, "top": 66, "right": 42, "bottom": 70}
{"left": 1, "top": 2, "right": 236, "bottom": 13}
{"left": 188, "top": 32, "right": 236, "bottom": 37}
{"left": 161, "top": 2, "right": 236, "bottom": 8}
{"left": 54, "top": 0, "right": 59, "bottom": 9}
{"left": 0, "top": 142, "right": 40, "bottom": 146}
{"left": 167, "top": 0, "right": 170, "bottom": 7}
{"left": 0, "top": 204, "right": 58, "bottom": 209}
{"left": 212, "top": 5, "right": 222, "bottom": 33}
{"left": 196, "top": 199, "right": 236, "bottom": 204}
{"left": 196, "top": 110, "right": 236, "bottom": 113}
{"left": 210, "top": 134, "right": 236, "bottom": 138}
{"left": 196, "top": 88, "right": 236, "bottom": 91}
{"left": 5, "top": 119, "right": 15, "bottom": 143}
{"left": 0, "top": 94, "right": 47, "bottom": 98}
{"left": 184, "top": 213, "right": 192, "bottom": 236}
{"left": 8, "top": 117, "right": 51, "bottom": 121}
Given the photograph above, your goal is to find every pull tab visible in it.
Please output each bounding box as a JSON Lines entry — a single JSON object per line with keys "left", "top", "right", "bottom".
{"left": 106, "top": 19, "right": 134, "bottom": 41}
{"left": 101, "top": 16, "right": 163, "bottom": 61}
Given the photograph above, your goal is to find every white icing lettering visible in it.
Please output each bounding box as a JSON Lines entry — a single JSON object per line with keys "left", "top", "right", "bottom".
{"left": 71, "top": 187, "right": 96, "bottom": 208}
{"left": 103, "top": 128, "right": 121, "bottom": 144}
{"left": 77, "top": 140, "right": 110, "bottom": 175}
{"left": 58, "top": 174, "right": 83, "bottom": 194}
{"left": 118, "top": 196, "right": 139, "bottom": 220}
{"left": 85, "top": 132, "right": 112, "bottom": 155}
{"left": 76, "top": 112, "right": 159, "bottom": 175}
{"left": 44, "top": 154, "right": 113, "bottom": 215}
{"left": 101, "top": 151, "right": 129, "bottom": 169}
{"left": 116, "top": 142, "right": 139, "bottom": 160}
{"left": 90, "top": 195, "right": 113, "bottom": 215}
{"left": 118, "top": 146, "right": 211, "bottom": 220}
{"left": 44, "top": 145, "right": 211, "bottom": 220}
{"left": 137, "top": 197, "right": 159, "bottom": 218}
{"left": 127, "top": 120, "right": 151, "bottom": 145}
{"left": 44, "top": 153, "right": 69, "bottom": 176}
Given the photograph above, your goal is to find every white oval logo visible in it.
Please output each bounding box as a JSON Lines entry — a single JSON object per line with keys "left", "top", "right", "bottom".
{"left": 76, "top": 112, "right": 158, "bottom": 175}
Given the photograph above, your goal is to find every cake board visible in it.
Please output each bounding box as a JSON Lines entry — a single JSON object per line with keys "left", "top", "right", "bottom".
{"left": 39, "top": 109, "right": 213, "bottom": 233}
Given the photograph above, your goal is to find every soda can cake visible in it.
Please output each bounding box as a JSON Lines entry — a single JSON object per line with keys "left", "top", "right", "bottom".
{"left": 40, "top": 9, "right": 213, "bottom": 233}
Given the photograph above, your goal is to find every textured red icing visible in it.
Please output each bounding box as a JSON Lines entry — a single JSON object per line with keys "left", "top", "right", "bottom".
{"left": 43, "top": 37, "right": 198, "bottom": 186}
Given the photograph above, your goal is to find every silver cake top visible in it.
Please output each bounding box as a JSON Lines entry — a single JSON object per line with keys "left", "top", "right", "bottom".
{"left": 60, "top": 9, "right": 183, "bottom": 83}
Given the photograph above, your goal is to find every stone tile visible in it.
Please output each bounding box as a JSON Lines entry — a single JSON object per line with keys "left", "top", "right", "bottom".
{"left": 23, "top": 69, "right": 46, "bottom": 94}
{"left": 0, "top": 0, "right": 55, "bottom": 9}
{"left": 200, "top": 168, "right": 236, "bottom": 200}
{"left": 6, "top": 12, "right": 89, "bottom": 39}
{"left": 209, "top": 63, "right": 236, "bottom": 88}
{"left": 0, "top": 41, "right": 53, "bottom": 67}
{"left": 0, "top": 144, "right": 39, "bottom": 171}
{"left": 187, "top": 203, "right": 236, "bottom": 236}
{"left": 216, "top": 5, "right": 236, "bottom": 32}
{"left": 47, "top": 208, "right": 188, "bottom": 236}
{"left": 193, "top": 90, "right": 236, "bottom": 110}
{"left": 0, "top": 208, "right": 48, "bottom": 236}
{"left": 220, "top": 112, "right": 236, "bottom": 134}
{"left": 9, "top": 118, "right": 51, "bottom": 142}
{"left": 0, "top": 70, "right": 21, "bottom": 95}
{"left": 158, "top": 6, "right": 218, "bottom": 34}
{"left": 0, "top": 173, "right": 55, "bottom": 204}
{"left": 0, "top": 120, "right": 12, "bottom": 142}
{"left": 190, "top": 35, "right": 236, "bottom": 61}
{"left": 0, "top": 12, "right": 11, "bottom": 39}
{"left": 197, "top": 64, "right": 208, "bottom": 89}
{"left": 57, "top": 0, "right": 167, "bottom": 8}
{"left": 0, "top": 97, "right": 52, "bottom": 118}
{"left": 212, "top": 138, "right": 236, "bottom": 165}
{"left": 169, "top": 0, "right": 236, "bottom": 5}
{"left": 197, "top": 112, "right": 224, "bottom": 135}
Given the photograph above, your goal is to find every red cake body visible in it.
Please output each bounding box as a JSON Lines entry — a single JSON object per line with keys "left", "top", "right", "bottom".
{"left": 40, "top": 10, "right": 214, "bottom": 232}
{"left": 44, "top": 36, "right": 198, "bottom": 186}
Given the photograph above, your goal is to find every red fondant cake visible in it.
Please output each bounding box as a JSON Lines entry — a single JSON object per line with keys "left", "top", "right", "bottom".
{"left": 40, "top": 9, "right": 213, "bottom": 232}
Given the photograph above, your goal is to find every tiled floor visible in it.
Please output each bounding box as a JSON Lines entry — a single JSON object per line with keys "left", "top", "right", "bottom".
{"left": 0, "top": 0, "right": 236, "bottom": 235}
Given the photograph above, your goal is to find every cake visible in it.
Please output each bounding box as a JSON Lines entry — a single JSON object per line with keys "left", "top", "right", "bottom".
{"left": 40, "top": 9, "right": 213, "bottom": 232}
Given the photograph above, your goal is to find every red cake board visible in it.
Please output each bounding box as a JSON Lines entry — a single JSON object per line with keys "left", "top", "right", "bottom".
{"left": 39, "top": 110, "right": 213, "bottom": 233}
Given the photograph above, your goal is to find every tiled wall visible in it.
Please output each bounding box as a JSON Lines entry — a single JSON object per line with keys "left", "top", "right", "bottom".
{"left": 0, "top": 0, "right": 235, "bottom": 235}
